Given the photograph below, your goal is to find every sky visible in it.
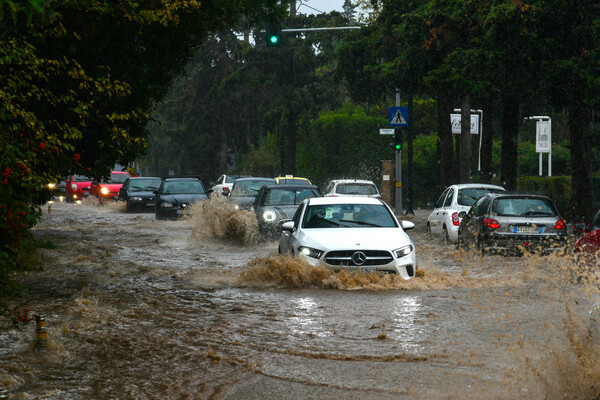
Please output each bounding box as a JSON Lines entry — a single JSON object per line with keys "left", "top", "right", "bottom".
{"left": 295, "top": 0, "right": 346, "bottom": 15}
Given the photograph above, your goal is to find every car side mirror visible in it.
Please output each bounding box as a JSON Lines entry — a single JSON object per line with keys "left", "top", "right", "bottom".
{"left": 280, "top": 220, "right": 295, "bottom": 232}
{"left": 400, "top": 221, "right": 415, "bottom": 231}
{"left": 574, "top": 222, "right": 587, "bottom": 234}
{"left": 458, "top": 211, "right": 467, "bottom": 218}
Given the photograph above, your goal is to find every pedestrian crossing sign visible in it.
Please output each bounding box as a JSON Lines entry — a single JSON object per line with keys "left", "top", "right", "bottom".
{"left": 389, "top": 107, "right": 409, "bottom": 127}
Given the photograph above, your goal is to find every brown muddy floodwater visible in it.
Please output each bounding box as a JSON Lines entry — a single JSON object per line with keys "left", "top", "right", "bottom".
{"left": 1, "top": 197, "right": 600, "bottom": 399}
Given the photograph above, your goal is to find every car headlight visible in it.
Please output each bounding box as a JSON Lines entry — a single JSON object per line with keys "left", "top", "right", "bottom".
{"left": 131, "top": 197, "right": 143, "bottom": 201}
{"left": 71, "top": 184, "right": 78, "bottom": 190}
{"left": 47, "top": 183, "right": 56, "bottom": 189}
{"left": 298, "top": 246, "right": 323, "bottom": 259}
{"left": 262, "top": 210, "right": 276, "bottom": 222}
{"left": 100, "top": 187, "right": 110, "bottom": 195}
{"left": 160, "top": 201, "right": 174, "bottom": 208}
{"left": 393, "top": 245, "right": 413, "bottom": 258}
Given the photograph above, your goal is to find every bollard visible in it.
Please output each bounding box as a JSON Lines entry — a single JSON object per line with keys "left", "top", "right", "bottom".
{"left": 48, "top": 205, "right": 52, "bottom": 213}
{"left": 0, "top": 388, "right": 8, "bottom": 399}
{"left": 35, "top": 315, "right": 47, "bottom": 348}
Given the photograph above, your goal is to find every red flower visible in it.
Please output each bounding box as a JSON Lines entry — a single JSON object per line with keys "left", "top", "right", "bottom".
{"left": 73, "top": 153, "right": 81, "bottom": 162}
{"left": 39, "top": 142, "right": 46, "bottom": 150}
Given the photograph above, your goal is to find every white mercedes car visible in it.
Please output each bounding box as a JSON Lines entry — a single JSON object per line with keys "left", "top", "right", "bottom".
{"left": 278, "top": 197, "right": 416, "bottom": 279}
{"left": 427, "top": 183, "right": 505, "bottom": 243}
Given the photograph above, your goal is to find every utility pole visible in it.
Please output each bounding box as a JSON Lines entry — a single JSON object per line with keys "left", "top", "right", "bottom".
{"left": 395, "top": 89, "right": 403, "bottom": 214}
{"left": 405, "top": 94, "right": 414, "bottom": 215}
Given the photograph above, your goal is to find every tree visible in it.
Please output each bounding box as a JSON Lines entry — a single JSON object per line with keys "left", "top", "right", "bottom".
{"left": 0, "top": 0, "right": 285, "bottom": 296}
{"left": 536, "top": 0, "right": 600, "bottom": 223}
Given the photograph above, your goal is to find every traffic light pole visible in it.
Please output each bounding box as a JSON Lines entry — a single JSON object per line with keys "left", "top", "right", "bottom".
{"left": 395, "top": 89, "right": 402, "bottom": 215}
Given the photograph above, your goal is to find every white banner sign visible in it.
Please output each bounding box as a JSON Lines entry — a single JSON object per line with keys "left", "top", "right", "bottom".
{"left": 535, "top": 120, "right": 551, "bottom": 153}
{"left": 450, "top": 114, "right": 480, "bottom": 134}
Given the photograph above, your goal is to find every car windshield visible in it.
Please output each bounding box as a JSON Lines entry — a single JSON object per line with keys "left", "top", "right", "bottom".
{"left": 303, "top": 203, "right": 397, "bottom": 228}
{"left": 225, "top": 175, "right": 246, "bottom": 183}
{"left": 336, "top": 183, "right": 378, "bottom": 195}
{"left": 493, "top": 197, "right": 557, "bottom": 217}
{"left": 105, "top": 173, "right": 130, "bottom": 184}
{"left": 277, "top": 178, "right": 310, "bottom": 185}
{"left": 589, "top": 210, "right": 600, "bottom": 230}
{"left": 129, "top": 179, "right": 162, "bottom": 191}
{"left": 73, "top": 175, "right": 91, "bottom": 182}
{"left": 231, "top": 180, "right": 273, "bottom": 197}
{"left": 263, "top": 188, "right": 317, "bottom": 206}
{"left": 162, "top": 181, "right": 205, "bottom": 195}
{"left": 457, "top": 188, "right": 504, "bottom": 206}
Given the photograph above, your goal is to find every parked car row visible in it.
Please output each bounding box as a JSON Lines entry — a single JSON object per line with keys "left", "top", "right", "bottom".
{"left": 426, "top": 183, "right": 600, "bottom": 262}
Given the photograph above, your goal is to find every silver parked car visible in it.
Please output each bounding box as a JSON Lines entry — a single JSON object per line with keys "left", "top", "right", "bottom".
{"left": 427, "top": 183, "right": 506, "bottom": 243}
{"left": 457, "top": 193, "right": 568, "bottom": 255}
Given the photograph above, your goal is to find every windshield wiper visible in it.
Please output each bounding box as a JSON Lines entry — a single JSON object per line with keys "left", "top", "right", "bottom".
{"left": 339, "top": 219, "right": 381, "bottom": 227}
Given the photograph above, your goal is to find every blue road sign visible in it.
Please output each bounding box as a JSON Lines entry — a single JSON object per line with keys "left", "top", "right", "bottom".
{"left": 389, "top": 106, "right": 409, "bottom": 127}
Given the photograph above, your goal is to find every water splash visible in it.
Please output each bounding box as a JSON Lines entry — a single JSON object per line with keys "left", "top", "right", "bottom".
{"left": 237, "top": 254, "right": 533, "bottom": 291}
{"left": 187, "top": 197, "right": 260, "bottom": 245}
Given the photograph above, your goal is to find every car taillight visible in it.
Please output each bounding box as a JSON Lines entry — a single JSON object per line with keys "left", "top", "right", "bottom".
{"left": 555, "top": 219, "right": 566, "bottom": 230}
{"left": 484, "top": 218, "right": 499, "bottom": 229}
{"left": 452, "top": 212, "right": 460, "bottom": 226}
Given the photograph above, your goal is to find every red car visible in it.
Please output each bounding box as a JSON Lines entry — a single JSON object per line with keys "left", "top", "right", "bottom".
{"left": 574, "top": 209, "right": 600, "bottom": 265}
{"left": 90, "top": 171, "right": 131, "bottom": 203}
{"left": 65, "top": 174, "right": 92, "bottom": 202}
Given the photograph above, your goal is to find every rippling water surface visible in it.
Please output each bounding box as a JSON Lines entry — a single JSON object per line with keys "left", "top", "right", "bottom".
{"left": 1, "top": 199, "right": 599, "bottom": 399}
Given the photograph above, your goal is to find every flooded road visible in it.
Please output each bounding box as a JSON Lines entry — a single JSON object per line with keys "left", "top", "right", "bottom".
{"left": 1, "top": 198, "right": 600, "bottom": 399}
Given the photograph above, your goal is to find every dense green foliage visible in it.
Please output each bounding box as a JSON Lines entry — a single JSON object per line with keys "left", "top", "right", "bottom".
{"left": 297, "top": 105, "right": 391, "bottom": 187}
{"left": 0, "top": 0, "right": 285, "bottom": 296}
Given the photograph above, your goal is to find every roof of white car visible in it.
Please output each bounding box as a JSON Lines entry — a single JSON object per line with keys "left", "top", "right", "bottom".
{"left": 449, "top": 183, "right": 505, "bottom": 190}
{"left": 330, "top": 179, "right": 376, "bottom": 185}
{"left": 307, "top": 196, "right": 383, "bottom": 206}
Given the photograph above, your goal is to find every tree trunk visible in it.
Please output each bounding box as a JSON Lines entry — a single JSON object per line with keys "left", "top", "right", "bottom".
{"left": 480, "top": 96, "right": 494, "bottom": 183}
{"left": 499, "top": 99, "right": 519, "bottom": 190}
{"left": 460, "top": 95, "right": 471, "bottom": 183}
{"left": 286, "top": 107, "right": 297, "bottom": 175}
{"left": 436, "top": 93, "right": 454, "bottom": 188}
{"left": 568, "top": 103, "right": 594, "bottom": 223}
{"left": 217, "top": 119, "right": 228, "bottom": 173}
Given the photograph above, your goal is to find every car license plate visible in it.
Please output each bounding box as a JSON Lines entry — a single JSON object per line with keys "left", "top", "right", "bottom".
{"left": 361, "top": 267, "right": 377, "bottom": 273}
{"left": 146, "top": 202, "right": 154, "bottom": 207}
{"left": 514, "top": 226, "right": 533, "bottom": 233}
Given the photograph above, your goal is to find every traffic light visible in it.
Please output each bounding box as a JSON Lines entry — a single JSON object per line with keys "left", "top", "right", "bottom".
{"left": 395, "top": 129, "right": 402, "bottom": 151}
{"left": 266, "top": 20, "right": 282, "bottom": 47}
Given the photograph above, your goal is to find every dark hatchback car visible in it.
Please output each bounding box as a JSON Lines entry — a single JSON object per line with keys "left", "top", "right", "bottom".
{"left": 253, "top": 184, "right": 320, "bottom": 237}
{"left": 155, "top": 177, "right": 210, "bottom": 220}
{"left": 574, "top": 208, "right": 600, "bottom": 266}
{"left": 118, "top": 177, "right": 163, "bottom": 212}
{"left": 457, "top": 193, "right": 567, "bottom": 255}
{"left": 228, "top": 177, "right": 276, "bottom": 210}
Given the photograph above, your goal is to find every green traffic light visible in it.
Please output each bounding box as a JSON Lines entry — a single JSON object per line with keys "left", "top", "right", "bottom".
{"left": 270, "top": 35, "right": 279, "bottom": 44}
{"left": 395, "top": 144, "right": 402, "bottom": 150}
